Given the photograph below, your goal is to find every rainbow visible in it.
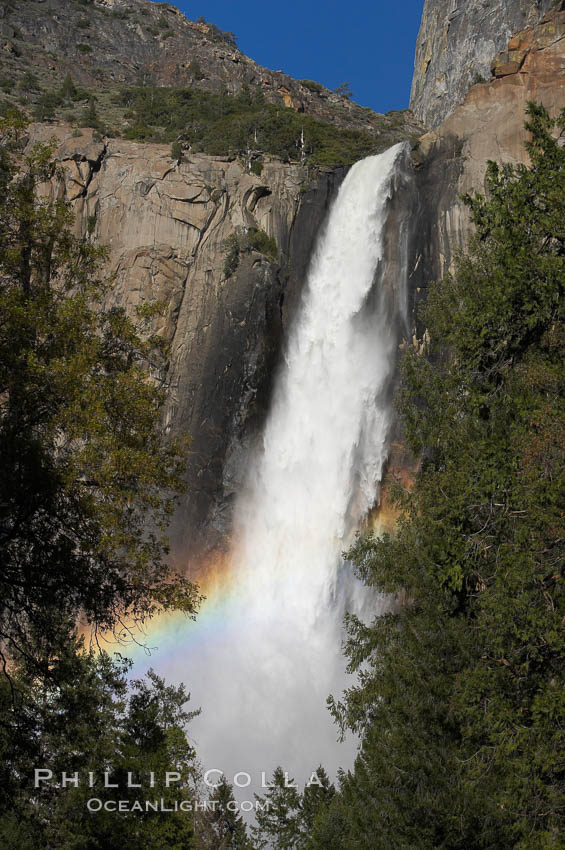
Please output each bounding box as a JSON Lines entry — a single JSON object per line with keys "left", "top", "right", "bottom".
{"left": 90, "top": 476, "right": 407, "bottom": 668}
{"left": 85, "top": 548, "right": 238, "bottom": 667}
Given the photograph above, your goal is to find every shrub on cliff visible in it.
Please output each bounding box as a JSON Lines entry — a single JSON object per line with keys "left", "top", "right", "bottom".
{"left": 223, "top": 228, "right": 278, "bottom": 278}
{"left": 59, "top": 72, "right": 77, "bottom": 101}
{"left": 248, "top": 228, "right": 277, "bottom": 262}
{"left": 32, "top": 91, "right": 63, "bottom": 121}
{"left": 196, "top": 15, "right": 238, "bottom": 49}
{"left": 300, "top": 80, "right": 324, "bottom": 94}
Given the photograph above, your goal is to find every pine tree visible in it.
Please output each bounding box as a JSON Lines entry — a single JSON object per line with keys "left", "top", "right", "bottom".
{"left": 0, "top": 113, "right": 204, "bottom": 847}
{"left": 0, "top": 120, "right": 199, "bottom": 669}
{"left": 0, "top": 634, "right": 199, "bottom": 849}
{"left": 60, "top": 72, "right": 77, "bottom": 101}
{"left": 82, "top": 95, "right": 100, "bottom": 128}
{"left": 252, "top": 767, "right": 302, "bottom": 850}
{"left": 298, "top": 766, "right": 335, "bottom": 845}
{"left": 197, "top": 776, "right": 252, "bottom": 849}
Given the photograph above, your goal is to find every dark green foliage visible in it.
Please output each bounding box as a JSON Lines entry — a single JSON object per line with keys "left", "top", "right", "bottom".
{"left": 32, "top": 91, "right": 63, "bottom": 121}
{"left": 252, "top": 767, "right": 302, "bottom": 850}
{"left": 77, "top": 42, "right": 93, "bottom": 54}
{"left": 223, "top": 233, "right": 240, "bottom": 278}
{"left": 0, "top": 123, "right": 199, "bottom": 669}
{"left": 109, "top": 7, "right": 130, "bottom": 20}
{"left": 248, "top": 227, "right": 277, "bottom": 261}
{"left": 18, "top": 71, "right": 40, "bottom": 93}
{"left": 59, "top": 72, "right": 77, "bottom": 101}
{"left": 0, "top": 634, "right": 198, "bottom": 849}
{"left": 250, "top": 156, "right": 263, "bottom": 176}
{"left": 305, "top": 794, "right": 348, "bottom": 850}
{"left": 171, "top": 139, "right": 183, "bottom": 160}
{"left": 188, "top": 59, "right": 204, "bottom": 80}
{"left": 386, "top": 107, "right": 409, "bottom": 130}
{"left": 81, "top": 95, "right": 101, "bottom": 129}
{"left": 223, "top": 228, "right": 277, "bottom": 278}
{"left": 0, "top": 120, "right": 202, "bottom": 848}
{"left": 117, "top": 85, "right": 380, "bottom": 167}
{"left": 310, "top": 103, "right": 565, "bottom": 849}
{"left": 250, "top": 766, "right": 336, "bottom": 850}
{"left": 0, "top": 99, "right": 23, "bottom": 120}
{"left": 299, "top": 766, "right": 336, "bottom": 843}
{"left": 76, "top": 16, "right": 91, "bottom": 28}
{"left": 239, "top": 82, "right": 254, "bottom": 107}
{"left": 197, "top": 777, "right": 252, "bottom": 849}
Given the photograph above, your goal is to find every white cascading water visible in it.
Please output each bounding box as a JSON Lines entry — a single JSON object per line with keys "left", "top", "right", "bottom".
{"left": 159, "top": 143, "right": 410, "bottom": 793}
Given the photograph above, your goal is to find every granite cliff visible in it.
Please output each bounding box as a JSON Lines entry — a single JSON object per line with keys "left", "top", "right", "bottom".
{"left": 27, "top": 122, "right": 346, "bottom": 561}
{"left": 411, "top": 2, "right": 565, "bottom": 294}
{"left": 4, "top": 0, "right": 423, "bottom": 565}
{"left": 13, "top": 0, "right": 565, "bottom": 566}
{"left": 410, "top": 0, "right": 556, "bottom": 128}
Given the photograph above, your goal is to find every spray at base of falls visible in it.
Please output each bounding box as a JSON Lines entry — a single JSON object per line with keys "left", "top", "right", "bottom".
{"left": 136, "top": 142, "right": 413, "bottom": 795}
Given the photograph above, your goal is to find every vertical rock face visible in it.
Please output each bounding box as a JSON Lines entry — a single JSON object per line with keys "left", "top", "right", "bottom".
{"left": 29, "top": 124, "right": 344, "bottom": 563}
{"left": 410, "top": 0, "right": 555, "bottom": 128}
{"left": 410, "top": 4, "right": 565, "bottom": 308}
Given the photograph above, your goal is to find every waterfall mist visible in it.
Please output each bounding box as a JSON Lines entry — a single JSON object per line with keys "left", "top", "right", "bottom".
{"left": 147, "top": 143, "right": 413, "bottom": 794}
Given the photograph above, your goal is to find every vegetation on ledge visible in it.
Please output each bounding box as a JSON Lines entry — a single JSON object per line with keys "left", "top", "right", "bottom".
{"left": 223, "top": 228, "right": 278, "bottom": 279}
{"left": 115, "top": 84, "right": 387, "bottom": 167}
{"left": 0, "top": 64, "right": 412, "bottom": 169}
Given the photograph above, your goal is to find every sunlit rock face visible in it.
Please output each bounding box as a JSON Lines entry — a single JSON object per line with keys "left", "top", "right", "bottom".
{"left": 410, "top": 2, "right": 565, "bottom": 295}
{"left": 25, "top": 0, "right": 565, "bottom": 570}
{"left": 410, "top": 0, "right": 556, "bottom": 129}
{"left": 28, "top": 123, "right": 346, "bottom": 564}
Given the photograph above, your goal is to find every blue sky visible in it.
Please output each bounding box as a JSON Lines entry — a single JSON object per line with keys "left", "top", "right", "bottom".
{"left": 157, "top": 1, "right": 425, "bottom": 114}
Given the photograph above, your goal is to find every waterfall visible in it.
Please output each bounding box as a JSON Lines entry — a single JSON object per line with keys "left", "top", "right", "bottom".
{"left": 161, "top": 143, "right": 412, "bottom": 793}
